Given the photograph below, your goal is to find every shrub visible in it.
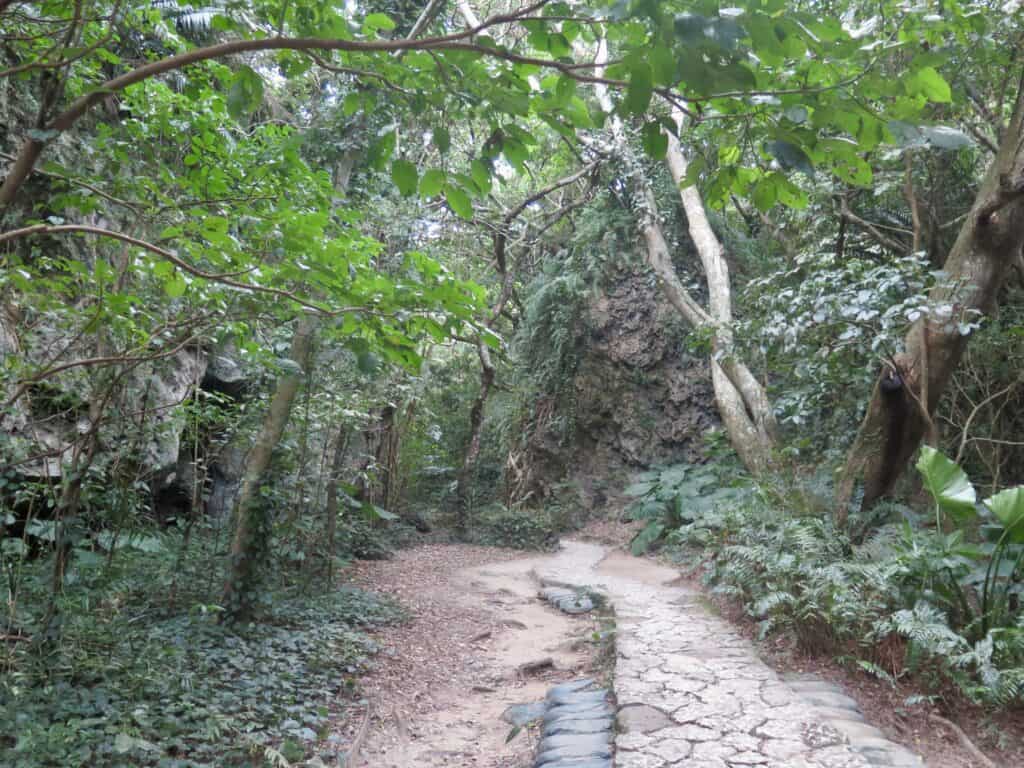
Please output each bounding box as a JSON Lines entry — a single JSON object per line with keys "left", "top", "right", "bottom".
{"left": 474, "top": 505, "right": 558, "bottom": 551}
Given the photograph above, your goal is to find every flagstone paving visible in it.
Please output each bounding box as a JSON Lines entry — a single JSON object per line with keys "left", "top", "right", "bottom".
{"left": 531, "top": 541, "right": 924, "bottom": 768}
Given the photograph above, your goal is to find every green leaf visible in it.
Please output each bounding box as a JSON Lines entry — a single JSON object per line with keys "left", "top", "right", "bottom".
{"left": 164, "top": 275, "right": 187, "bottom": 298}
{"left": 470, "top": 159, "right": 492, "bottom": 195}
{"left": 444, "top": 184, "right": 473, "bottom": 220}
{"left": 363, "top": 12, "right": 396, "bottom": 33}
{"left": 641, "top": 122, "right": 668, "bottom": 159}
{"left": 985, "top": 488, "right": 1024, "bottom": 542}
{"left": 624, "top": 481, "right": 657, "bottom": 497}
{"left": 433, "top": 126, "right": 451, "bottom": 153}
{"left": 226, "top": 66, "right": 264, "bottom": 119}
{"left": 630, "top": 521, "right": 665, "bottom": 555}
{"left": 766, "top": 139, "right": 814, "bottom": 176}
{"left": 888, "top": 121, "right": 973, "bottom": 151}
{"left": 752, "top": 177, "right": 778, "bottom": 212}
{"left": 623, "top": 63, "right": 653, "bottom": 116}
{"left": 916, "top": 446, "right": 977, "bottom": 522}
{"left": 905, "top": 66, "right": 951, "bottom": 103}
{"left": 419, "top": 169, "right": 446, "bottom": 197}
{"left": 391, "top": 160, "right": 418, "bottom": 197}
{"left": 650, "top": 46, "right": 676, "bottom": 86}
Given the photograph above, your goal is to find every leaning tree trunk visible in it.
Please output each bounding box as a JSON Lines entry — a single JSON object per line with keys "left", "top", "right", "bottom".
{"left": 591, "top": 38, "right": 778, "bottom": 474}
{"left": 222, "top": 315, "right": 316, "bottom": 621}
{"left": 664, "top": 125, "right": 779, "bottom": 469}
{"left": 837, "top": 75, "right": 1024, "bottom": 522}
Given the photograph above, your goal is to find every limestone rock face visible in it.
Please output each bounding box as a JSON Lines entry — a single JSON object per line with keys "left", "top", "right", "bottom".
{"left": 575, "top": 268, "right": 716, "bottom": 468}
{"left": 512, "top": 266, "right": 717, "bottom": 506}
{"left": 2, "top": 322, "right": 251, "bottom": 520}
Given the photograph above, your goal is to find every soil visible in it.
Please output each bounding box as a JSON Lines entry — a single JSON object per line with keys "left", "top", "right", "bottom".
{"left": 577, "top": 516, "right": 1024, "bottom": 768}
{"left": 335, "top": 544, "right": 608, "bottom": 767}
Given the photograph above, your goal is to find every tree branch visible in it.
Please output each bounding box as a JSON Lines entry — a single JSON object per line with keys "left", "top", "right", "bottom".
{"left": 0, "top": 1, "right": 553, "bottom": 205}
{"left": 0, "top": 224, "right": 364, "bottom": 316}
{"left": 839, "top": 196, "right": 908, "bottom": 254}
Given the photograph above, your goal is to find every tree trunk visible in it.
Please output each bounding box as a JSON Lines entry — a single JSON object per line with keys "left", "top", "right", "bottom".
{"left": 222, "top": 315, "right": 316, "bottom": 621}
{"left": 591, "top": 39, "right": 777, "bottom": 475}
{"left": 454, "top": 342, "right": 494, "bottom": 536}
{"left": 664, "top": 126, "right": 779, "bottom": 467}
{"left": 323, "top": 423, "right": 349, "bottom": 582}
{"left": 837, "top": 75, "right": 1024, "bottom": 522}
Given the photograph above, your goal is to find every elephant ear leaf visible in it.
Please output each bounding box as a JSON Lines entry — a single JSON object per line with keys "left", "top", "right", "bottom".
{"left": 985, "top": 487, "right": 1024, "bottom": 542}
{"left": 916, "top": 446, "right": 977, "bottom": 523}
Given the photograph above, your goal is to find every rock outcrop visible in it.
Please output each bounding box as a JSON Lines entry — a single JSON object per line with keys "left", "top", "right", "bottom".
{"left": 510, "top": 266, "right": 717, "bottom": 507}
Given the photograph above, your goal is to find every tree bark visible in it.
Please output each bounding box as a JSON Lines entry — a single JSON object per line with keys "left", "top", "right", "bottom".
{"left": 665, "top": 126, "right": 779, "bottom": 465}
{"left": 454, "top": 342, "right": 495, "bottom": 536}
{"left": 222, "top": 315, "right": 316, "bottom": 621}
{"left": 837, "top": 74, "right": 1024, "bottom": 522}
{"left": 323, "top": 423, "right": 349, "bottom": 582}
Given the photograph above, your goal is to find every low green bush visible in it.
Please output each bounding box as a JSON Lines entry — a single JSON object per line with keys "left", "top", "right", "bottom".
{"left": 0, "top": 529, "right": 403, "bottom": 767}
{"left": 474, "top": 504, "right": 558, "bottom": 551}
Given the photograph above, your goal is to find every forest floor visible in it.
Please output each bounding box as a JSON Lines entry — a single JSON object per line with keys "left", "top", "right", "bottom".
{"left": 330, "top": 522, "right": 1021, "bottom": 768}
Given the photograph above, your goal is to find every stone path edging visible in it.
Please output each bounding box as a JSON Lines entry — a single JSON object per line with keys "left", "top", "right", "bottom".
{"left": 531, "top": 541, "right": 925, "bottom": 768}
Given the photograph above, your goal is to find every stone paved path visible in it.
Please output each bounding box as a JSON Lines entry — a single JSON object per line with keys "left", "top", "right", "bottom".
{"left": 530, "top": 540, "right": 924, "bottom": 768}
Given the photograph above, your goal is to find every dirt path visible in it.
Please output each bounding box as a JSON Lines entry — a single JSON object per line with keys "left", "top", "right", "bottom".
{"left": 339, "top": 544, "right": 605, "bottom": 767}
{"left": 335, "top": 539, "right": 944, "bottom": 768}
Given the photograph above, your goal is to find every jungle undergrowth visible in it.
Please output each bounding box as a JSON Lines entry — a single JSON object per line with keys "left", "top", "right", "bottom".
{"left": 0, "top": 526, "right": 404, "bottom": 768}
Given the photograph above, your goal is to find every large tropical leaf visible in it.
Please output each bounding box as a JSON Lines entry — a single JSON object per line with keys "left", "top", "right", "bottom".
{"left": 916, "top": 446, "right": 977, "bottom": 523}
{"left": 985, "top": 488, "right": 1024, "bottom": 543}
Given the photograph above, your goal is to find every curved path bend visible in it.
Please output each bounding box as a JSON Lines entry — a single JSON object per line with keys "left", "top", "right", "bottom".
{"left": 506, "top": 540, "right": 926, "bottom": 768}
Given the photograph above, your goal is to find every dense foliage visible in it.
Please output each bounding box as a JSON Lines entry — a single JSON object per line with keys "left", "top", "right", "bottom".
{"left": 3, "top": 0, "right": 1024, "bottom": 764}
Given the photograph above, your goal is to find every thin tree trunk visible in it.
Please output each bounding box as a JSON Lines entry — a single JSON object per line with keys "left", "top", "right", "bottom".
{"left": 664, "top": 126, "right": 779, "bottom": 465}
{"left": 323, "top": 424, "right": 349, "bottom": 583}
{"left": 837, "top": 74, "right": 1024, "bottom": 522}
{"left": 454, "top": 342, "right": 495, "bottom": 536}
{"left": 222, "top": 315, "right": 316, "bottom": 621}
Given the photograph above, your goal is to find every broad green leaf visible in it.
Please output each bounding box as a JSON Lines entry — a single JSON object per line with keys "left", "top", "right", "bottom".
{"left": 752, "top": 177, "right": 778, "bottom": 212}
{"left": 631, "top": 521, "right": 665, "bottom": 555}
{"left": 391, "top": 160, "right": 418, "bottom": 197}
{"left": 650, "top": 46, "right": 676, "bottom": 86}
{"left": 444, "top": 184, "right": 473, "bottom": 220}
{"left": 905, "top": 66, "right": 951, "bottom": 103}
{"left": 641, "top": 122, "right": 668, "bottom": 159}
{"left": 165, "top": 276, "right": 187, "bottom": 298}
{"left": 916, "top": 446, "right": 977, "bottom": 522}
{"left": 623, "top": 63, "right": 653, "bottom": 116}
{"left": 985, "top": 488, "right": 1024, "bottom": 542}
{"left": 470, "top": 159, "right": 492, "bottom": 195}
{"left": 766, "top": 139, "right": 814, "bottom": 176}
{"left": 433, "top": 126, "right": 451, "bottom": 153}
{"left": 419, "top": 169, "right": 446, "bottom": 197}
{"left": 624, "top": 481, "right": 656, "bottom": 497}
{"left": 363, "top": 12, "right": 396, "bottom": 33}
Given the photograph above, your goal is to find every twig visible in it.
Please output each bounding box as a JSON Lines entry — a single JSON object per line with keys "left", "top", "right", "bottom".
{"left": 346, "top": 698, "right": 372, "bottom": 768}
{"left": 955, "top": 376, "right": 1024, "bottom": 463}
{"left": 928, "top": 714, "right": 998, "bottom": 768}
